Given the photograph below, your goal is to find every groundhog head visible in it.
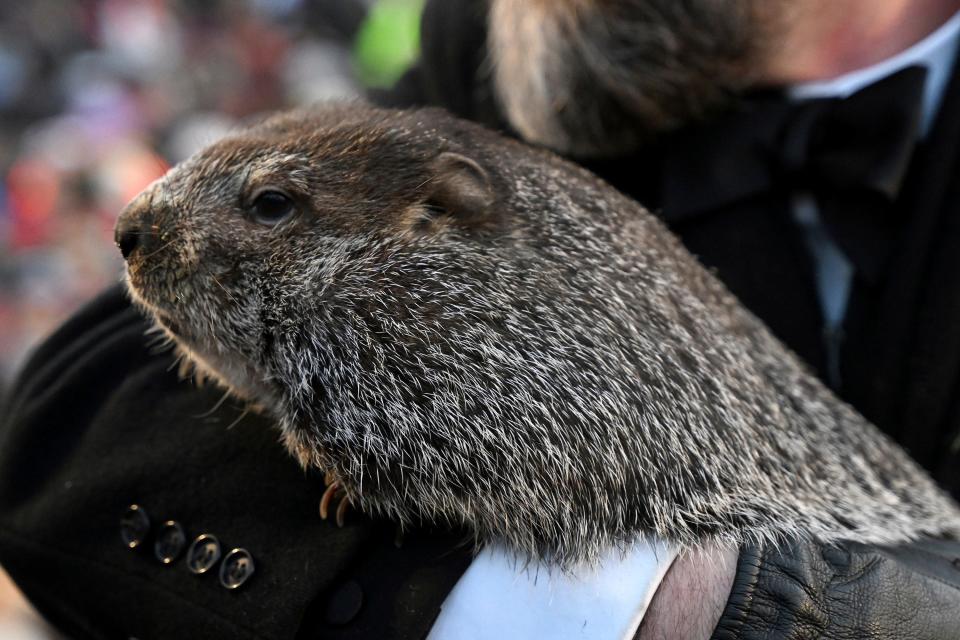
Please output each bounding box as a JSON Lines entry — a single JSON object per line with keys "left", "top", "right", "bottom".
{"left": 117, "top": 105, "right": 510, "bottom": 416}
{"left": 117, "top": 103, "right": 960, "bottom": 565}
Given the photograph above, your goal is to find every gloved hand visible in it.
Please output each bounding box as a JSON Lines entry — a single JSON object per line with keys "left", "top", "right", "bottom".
{"left": 711, "top": 537, "right": 960, "bottom": 639}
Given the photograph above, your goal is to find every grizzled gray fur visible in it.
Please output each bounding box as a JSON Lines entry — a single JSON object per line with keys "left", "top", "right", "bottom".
{"left": 118, "top": 104, "right": 960, "bottom": 566}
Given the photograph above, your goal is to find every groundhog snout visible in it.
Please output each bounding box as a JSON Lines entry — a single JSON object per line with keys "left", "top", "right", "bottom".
{"left": 115, "top": 193, "right": 160, "bottom": 260}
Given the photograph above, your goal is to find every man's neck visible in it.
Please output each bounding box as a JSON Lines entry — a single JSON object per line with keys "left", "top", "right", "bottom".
{"left": 762, "top": 0, "right": 960, "bottom": 84}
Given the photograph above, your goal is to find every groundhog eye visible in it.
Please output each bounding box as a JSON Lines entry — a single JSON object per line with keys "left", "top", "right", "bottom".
{"left": 251, "top": 190, "right": 295, "bottom": 225}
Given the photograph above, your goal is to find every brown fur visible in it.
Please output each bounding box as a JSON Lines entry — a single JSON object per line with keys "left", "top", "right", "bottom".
{"left": 118, "top": 104, "right": 960, "bottom": 566}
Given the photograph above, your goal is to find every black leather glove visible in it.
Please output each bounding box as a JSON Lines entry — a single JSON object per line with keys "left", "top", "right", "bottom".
{"left": 712, "top": 537, "right": 960, "bottom": 639}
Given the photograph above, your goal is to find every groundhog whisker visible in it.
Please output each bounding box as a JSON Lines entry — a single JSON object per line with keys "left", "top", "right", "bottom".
{"left": 223, "top": 407, "right": 250, "bottom": 431}
{"left": 191, "top": 388, "right": 233, "bottom": 419}
{"left": 138, "top": 239, "right": 177, "bottom": 261}
{"left": 210, "top": 274, "right": 240, "bottom": 306}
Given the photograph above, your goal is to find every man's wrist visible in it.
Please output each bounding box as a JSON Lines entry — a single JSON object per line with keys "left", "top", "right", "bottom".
{"left": 636, "top": 544, "right": 738, "bottom": 640}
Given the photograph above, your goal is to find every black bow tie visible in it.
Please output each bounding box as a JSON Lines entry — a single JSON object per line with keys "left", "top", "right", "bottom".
{"left": 660, "top": 65, "right": 928, "bottom": 282}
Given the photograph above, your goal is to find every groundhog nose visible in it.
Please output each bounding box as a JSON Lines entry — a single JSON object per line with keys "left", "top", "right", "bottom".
{"left": 115, "top": 219, "right": 139, "bottom": 259}
{"left": 115, "top": 195, "right": 157, "bottom": 260}
{"left": 115, "top": 214, "right": 143, "bottom": 260}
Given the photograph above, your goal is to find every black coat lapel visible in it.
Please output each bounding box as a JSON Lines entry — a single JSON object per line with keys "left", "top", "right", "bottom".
{"left": 842, "top": 48, "right": 960, "bottom": 487}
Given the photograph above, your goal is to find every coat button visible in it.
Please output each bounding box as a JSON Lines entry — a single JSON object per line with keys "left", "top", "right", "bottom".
{"left": 325, "top": 580, "right": 363, "bottom": 626}
{"left": 120, "top": 504, "right": 151, "bottom": 549}
{"left": 186, "top": 534, "right": 222, "bottom": 575}
{"left": 154, "top": 521, "right": 186, "bottom": 564}
{"left": 219, "top": 548, "right": 255, "bottom": 589}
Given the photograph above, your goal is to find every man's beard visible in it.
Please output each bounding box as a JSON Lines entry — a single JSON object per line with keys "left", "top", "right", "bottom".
{"left": 488, "top": 0, "right": 778, "bottom": 157}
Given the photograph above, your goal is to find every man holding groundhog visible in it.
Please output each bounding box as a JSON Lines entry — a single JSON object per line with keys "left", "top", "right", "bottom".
{"left": 3, "top": 0, "right": 960, "bottom": 638}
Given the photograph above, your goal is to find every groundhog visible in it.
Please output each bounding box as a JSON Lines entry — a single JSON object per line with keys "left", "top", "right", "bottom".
{"left": 115, "top": 104, "right": 960, "bottom": 566}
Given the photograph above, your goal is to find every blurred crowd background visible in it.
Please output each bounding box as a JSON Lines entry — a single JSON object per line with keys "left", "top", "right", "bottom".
{"left": 0, "top": 0, "right": 423, "bottom": 636}
{"left": 0, "top": 0, "right": 424, "bottom": 388}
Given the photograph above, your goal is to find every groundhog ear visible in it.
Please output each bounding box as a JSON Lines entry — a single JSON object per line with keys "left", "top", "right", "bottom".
{"left": 425, "top": 152, "right": 495, "bottom": 221}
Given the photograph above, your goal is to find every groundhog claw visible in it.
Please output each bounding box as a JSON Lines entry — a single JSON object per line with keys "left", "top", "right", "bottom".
{"left": 319, "top": 479, "right": 352, "bottom": 527}
{"left": 319, "top": 480, "right": 340, "bottom": 519}
{"left": 335, "top": 494, "right": 350, "bottom": 528}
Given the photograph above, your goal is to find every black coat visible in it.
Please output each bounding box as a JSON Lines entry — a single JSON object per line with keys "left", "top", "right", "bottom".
{"left": 0, "top": 286, "right": 474, "bottom": 639}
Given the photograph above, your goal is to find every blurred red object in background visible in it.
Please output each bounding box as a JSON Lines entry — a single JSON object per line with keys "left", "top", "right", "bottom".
{"left": 6, "top": 158, "right": 61, "bottom": 250}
